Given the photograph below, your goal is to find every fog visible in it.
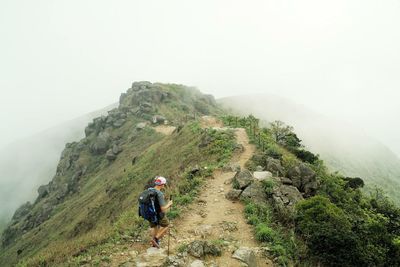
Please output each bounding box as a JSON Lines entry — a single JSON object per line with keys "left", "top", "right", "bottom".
{"left": 0, "top": 1, "right": 400, "bottom": 222}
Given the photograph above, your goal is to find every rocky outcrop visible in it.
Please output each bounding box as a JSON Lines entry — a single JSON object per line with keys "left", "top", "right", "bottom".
{"left": 90, "top": 132, "right": 112, "bottom": 154}
{"left": 265, "top": 157, "right": 284, "bottom": 176}
{"left": 286, "top": 163, "right": 318, "bottom": 196}
{"left": 11, "top": 202, "right": 32, "bottom": 221}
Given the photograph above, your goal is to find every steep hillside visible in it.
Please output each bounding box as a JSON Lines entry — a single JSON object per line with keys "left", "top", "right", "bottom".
{"left": 219, "top": 95, "right": 400, "bottom": 204}
{"left": 0, "top": 82, "right": 227, "bottom": 266}
{"left": 0, "top": 104, "right": 117, "bottom": 234}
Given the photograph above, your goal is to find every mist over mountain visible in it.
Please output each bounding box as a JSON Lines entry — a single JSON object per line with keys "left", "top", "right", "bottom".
{"left": 219, "top": 95, "right": 400, "bottom": 204}
{"left": 0, "top": 104, "right": 116, "bottom": 231}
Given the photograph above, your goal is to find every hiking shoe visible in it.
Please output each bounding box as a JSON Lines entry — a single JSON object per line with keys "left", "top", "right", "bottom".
{"left": 155, "top": 237, "right": 160, "bottom": 247}
{"left": 150, "top": 238, "right": 160, "bottom": 248}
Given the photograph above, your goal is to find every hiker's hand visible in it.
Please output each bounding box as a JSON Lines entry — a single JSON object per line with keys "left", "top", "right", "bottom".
{"left": 168, "top": 200, "right": 173, "bottom": 207}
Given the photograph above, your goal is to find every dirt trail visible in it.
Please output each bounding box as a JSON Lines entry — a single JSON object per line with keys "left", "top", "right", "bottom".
{"left": 110, "top": 117, "right": 272, "bottom": 266}
{"left": 167, "top": 118, "right": 272, "bottom": 266}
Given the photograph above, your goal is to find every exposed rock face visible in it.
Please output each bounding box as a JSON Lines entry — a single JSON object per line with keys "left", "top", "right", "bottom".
{"left": 233, "top": 170, "right": 254, "bottom": 189}
{"left": 287, "top": 163, "right": 318, "bottom": 196}
{"left": 232, "top": 247, "right": 258, "bottom": 267}
{"left": 265, "top": 157, "right": 284, "bottom": 176}
{"left": 37, "top": 185, "right": 50, "bottom": 198}
{"left": 90, "top": 132, "right": 111, "bottom": 154}
{"left": 225, "top": 189, "right": 243, "bottom": 201}
{"left": 11, "top": 202, "right": 32, "bottom": 221}
{"left": 241, "top": 181, "right": 267, "bottom": 204}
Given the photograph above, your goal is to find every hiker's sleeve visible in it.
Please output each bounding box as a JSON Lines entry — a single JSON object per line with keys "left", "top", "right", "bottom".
{"left": 157, "top": 191, "right": 166, "bottom": 207}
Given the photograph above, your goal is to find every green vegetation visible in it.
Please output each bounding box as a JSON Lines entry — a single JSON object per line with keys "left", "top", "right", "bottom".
{"left": 0, "top": 83, "right": 235, "bottom": 267}
{"left": 224, "top": 114, "right": 400, "bottom": 266}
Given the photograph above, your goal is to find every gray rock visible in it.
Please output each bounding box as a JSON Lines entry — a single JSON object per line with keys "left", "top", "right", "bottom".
{"left": 136, "top": 122, "right": 147, "bottom": 130}
{"left": 253, "top": 171, "right": 273, "bottom": 181}
{"left": 106, "top": 149, "right": 117, "bottom": 161}
{"left": 223, "top": 163, "right": 241, "bottom": 172}
{"left": 190, "top": 260, "right": 205, "bottom": 267}
{"left": 152, "top": 115, "right": 166, "bottom": 124}
{"left": 265, "top": 157, "right": 284, "bottom": 176}
{"left": 38, "top": 185, "right": 50, "bottom": 198}
{"left": 241, "top": 181, "right": 266, "bottom": 205}
{"left": 233, "top": 170, "right": 254, "bottom": 189}
{"left": 112, "top": 144, "right": 123, "bottom": 155}
{"left": 187, "top": 241, "right": 221, "bottom": 258}
{"left": 135, "top": 247, "right": 168, "bottom": 267}
{"left": 113, "top": 118, "right": 126, "bottom": 128}
{"left": 272, "top": 185, "right": 304, "bottom": 211}
{"left": 12, "top": 202, "right": 32, "bottom": 221}
{"left": 225, "top": 189, "right": 243, "bottom": 201}
{"left": 90, "top": 132, "right": 111, "bottom": 154}
{"left": 280, "top": 177, "right": 293, "bottom": 185}
{"left": 255, "top": 166, "right": 264, "bottom": 171}
{"left": 232, "top": 247, "right": 257, "bottom": 267}
{"left": 188, "top": 241, "right": 204, "bottom": 258}
{"left": 287, "top": 163, "right": 318, "bottom": 196}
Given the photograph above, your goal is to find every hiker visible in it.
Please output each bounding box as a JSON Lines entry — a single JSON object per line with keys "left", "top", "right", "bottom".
{"left": 138, "top": 176, "right": 173, "bottom": 248}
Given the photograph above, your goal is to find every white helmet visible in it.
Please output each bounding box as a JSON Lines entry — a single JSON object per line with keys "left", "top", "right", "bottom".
{"left": 154, "top": 176, "right": 167, "bottom": 185}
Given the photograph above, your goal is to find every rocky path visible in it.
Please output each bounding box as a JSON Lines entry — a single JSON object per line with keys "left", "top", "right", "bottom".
{"left": 110, "top": 117, "right": 273, "bottom": 266}
{"left": 167, "top": 125, "right": 272, "bottom": 267}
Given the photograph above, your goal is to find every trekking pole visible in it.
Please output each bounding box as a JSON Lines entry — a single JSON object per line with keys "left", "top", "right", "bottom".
{"left": 168, "top": 194, "right": 173, "bottom": 256}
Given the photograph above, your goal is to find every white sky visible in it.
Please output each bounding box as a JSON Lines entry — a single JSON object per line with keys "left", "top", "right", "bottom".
{"left": 0, "top": 0, "right": 399, "bottom": 155}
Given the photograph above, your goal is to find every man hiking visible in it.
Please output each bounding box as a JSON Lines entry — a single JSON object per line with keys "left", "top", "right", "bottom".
{"left": 138, "top": 176, "right": 173, "bottom": 248}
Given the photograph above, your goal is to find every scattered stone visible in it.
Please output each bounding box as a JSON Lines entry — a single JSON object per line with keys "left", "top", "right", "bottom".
{"left": 105, "top": 149, "right": 117, "bottom": 161}
{"left": 225, "top": 189, "right": 243, "bottom": 201}
{"left": 129, "top": 250, "right": 138, "bottom": 258}
{"left": 220, "top": 221, "right": 238, "bottom": 232}
{"left": 232, "top": 247, "right": 257, "bottom": 267}
{"left": 113, "top": 118, "right": 126, "bottom": 128}
{"left": 194, "top": 224, "right": 213, "bottom": 238}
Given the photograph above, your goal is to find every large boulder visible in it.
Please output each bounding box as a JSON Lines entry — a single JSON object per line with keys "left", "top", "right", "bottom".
{"left": 253, "top": 171, "right": 273, "bottom": 182}
{"left": 232, "top": 247, "right": 257, "bottom": 267}
{"left": 90, "top": 132, "right": 111, "bottom": 154}
{"left": 265, "top": 157, "right": 284, "bottom": 176}
{"left": 272, "top": 185, "right": 304, "bottom": 211}
{"left": 241, "top": 181, "right": 267, "bottom": 204}
{"left": 287, "top": 163, "right": 318, "bottom": 196}
{"left": 233, "top": 169, "right": 254, "bottom": 189}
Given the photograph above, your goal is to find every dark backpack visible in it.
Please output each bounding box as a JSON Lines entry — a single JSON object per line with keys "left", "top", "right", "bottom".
{"left": 138, "top": 188, "right": 160, "bottom": 224}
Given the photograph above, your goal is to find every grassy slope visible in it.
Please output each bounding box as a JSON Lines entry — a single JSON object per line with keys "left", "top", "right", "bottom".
{"left": 0, "top": 83, "right": 233, "bottom": 266}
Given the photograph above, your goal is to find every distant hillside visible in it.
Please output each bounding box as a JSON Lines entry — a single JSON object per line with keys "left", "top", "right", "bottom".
{"left": 219, "top": 95, "right": 400, "bottom": 204}
{"left": 0, "top": 104, "right": 117, "bottom": 233}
